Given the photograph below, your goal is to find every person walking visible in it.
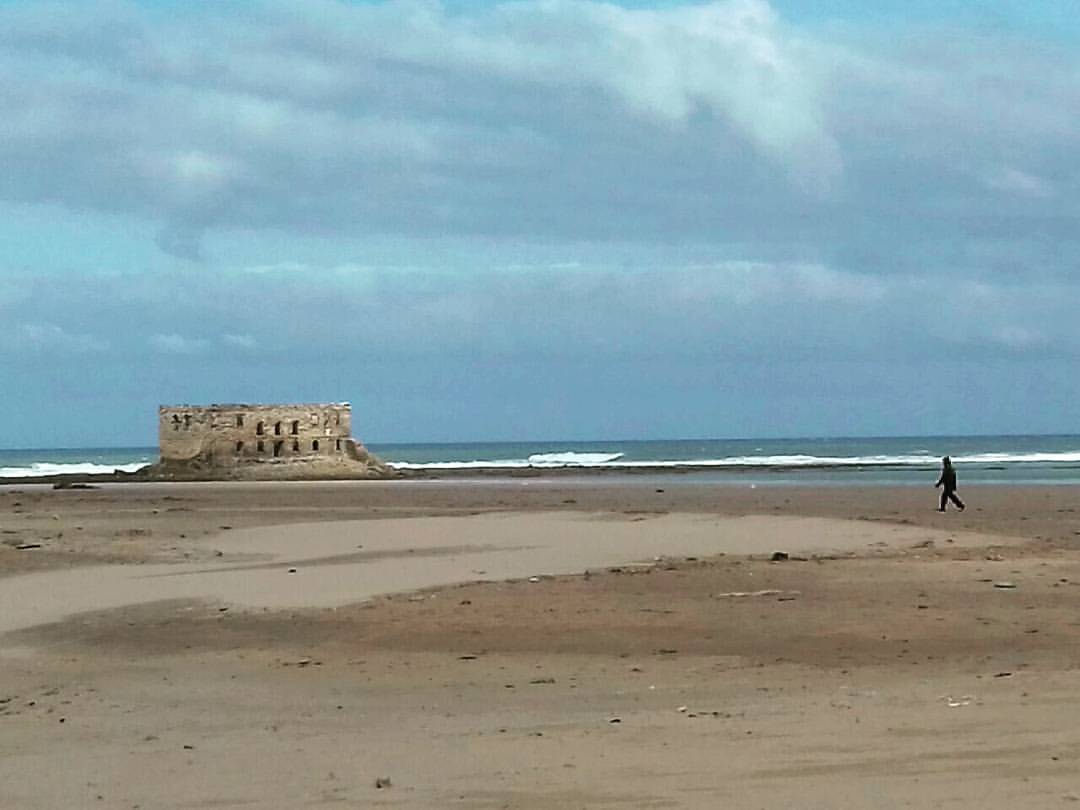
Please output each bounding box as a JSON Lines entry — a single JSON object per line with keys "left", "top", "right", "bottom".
{"left": 935, "top": 456, "right": 965, "bottom": 512}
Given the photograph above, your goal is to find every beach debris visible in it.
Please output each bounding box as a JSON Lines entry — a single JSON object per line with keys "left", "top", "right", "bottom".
{"left": 656, "top": 649, "right": 678, "bottom": 655}
{"left": 14, "top": 543, "right": 42, "bottom": 550}
{"left": 374, "top": 776, "right": 392, "bottom": 790}
{"left": 714, "top": 589, "right": 798, "bottom": 599}
{"left": 985, "top": 553, "right": 1005, "bottom": 562}
{"left": 993, "top": 581, "right": 1017, "bottom": 589}
{"left": 607, "top": 717, "right": 622, "bottom": 724}
{"left": 910, "top": 539, "right": 935, "bottom": 549}
{"left": 677, "top": 706, "right": 688, "bottom": 713}
{"left": 457, "top": 654, "right": 479, "bottom": 660}
{"left": 283, "top": 657, "right": 320, "bottom": 668}
{"left": 528, "top": 576, "right": 541, "bottom": 583}
{"left": 770, "top": 551, "right": 789, "bottom": 562}
{"left": 287, "top": 567, "right": 297, "bottom": 574}
{"left": 994, "top": 672, "right": 1014, "bottom": 678}
{"left": 943, "top": 695, "right": 975, "bottom": 708}
{"left": 529, "top": 678, "right": 556, "bottom": 685}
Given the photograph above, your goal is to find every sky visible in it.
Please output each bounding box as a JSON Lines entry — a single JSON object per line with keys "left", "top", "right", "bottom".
{"left": 2, "top": 0, "right": 1079, "bottom": 447}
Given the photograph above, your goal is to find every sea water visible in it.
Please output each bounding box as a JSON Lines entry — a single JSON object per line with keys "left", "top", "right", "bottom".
{"left": 4, "top": 435, "right": 1080, "bottom": 485}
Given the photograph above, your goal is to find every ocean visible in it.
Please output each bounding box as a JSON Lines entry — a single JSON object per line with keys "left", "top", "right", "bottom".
{"left": 3, "top": 435, "right": 1080, "bottom": 485}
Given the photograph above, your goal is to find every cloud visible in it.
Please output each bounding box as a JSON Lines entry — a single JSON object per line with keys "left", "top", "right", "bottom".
{"left": 222, "top": 333, "right": 258, "bottom": 350}
{"left": 981, "top": 167, "right": 1055, "bottom": 199}
{"left": 7, "top": 322, "right": 108, "bottom": 354}
{"left": 149, "top": 333, "right": 210, "bottom": 354}
{"left": 0, "top": 0, "right": 841, "bottom": 256}
{"left": 1, "top": 0, "right": 1077, "bottom": 278}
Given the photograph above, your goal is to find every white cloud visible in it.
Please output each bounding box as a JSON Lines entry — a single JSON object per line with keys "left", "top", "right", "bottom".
{"left": 10, "top": 322, "right": 108, "bottom": 354}
{"left": 149, "top": 333, "right": 210, "bottom": 354}
{"left": 222, "top": 333, "right": 258, "bottom": 350}
{"left": 981, "top": 167, "right": 1055, "bottom": 199}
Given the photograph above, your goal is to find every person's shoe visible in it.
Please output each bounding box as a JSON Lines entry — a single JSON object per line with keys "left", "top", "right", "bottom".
{"left": 959, "top": 505, "right": 965, "bottom": 511}
{"left": 937, "top": 508, "right": 946, "bottom": 512}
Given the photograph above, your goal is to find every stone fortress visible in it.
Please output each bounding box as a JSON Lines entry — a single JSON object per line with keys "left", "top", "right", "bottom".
{"left": 150, "top": 403, "right": 393, "bottom": 479}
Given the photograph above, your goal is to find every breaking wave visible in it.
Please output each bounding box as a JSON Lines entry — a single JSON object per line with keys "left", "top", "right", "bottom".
{"left": 387, "top": 449, "right": 1080, "bottom": 471}
{"left": 0, "top": 462, "right": 149, "bottom": 478}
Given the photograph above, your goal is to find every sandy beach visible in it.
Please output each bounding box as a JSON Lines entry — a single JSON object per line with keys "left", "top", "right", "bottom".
{"left": 3, "top": 479, "right": 1080, "bottom": 808}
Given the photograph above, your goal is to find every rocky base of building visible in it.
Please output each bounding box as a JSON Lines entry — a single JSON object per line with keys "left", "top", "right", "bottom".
{"left": 138, "top": 444, "right": 398, "bottom": 482}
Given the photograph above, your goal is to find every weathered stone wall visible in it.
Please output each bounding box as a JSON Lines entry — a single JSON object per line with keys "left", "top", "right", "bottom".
{"left": 159, "top": 403, "right": 357, "bottom": 466}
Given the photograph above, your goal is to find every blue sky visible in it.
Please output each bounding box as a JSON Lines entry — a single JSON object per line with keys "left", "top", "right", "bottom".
{"left": 2, "top": 0, "right": 1079, "bottom": 447}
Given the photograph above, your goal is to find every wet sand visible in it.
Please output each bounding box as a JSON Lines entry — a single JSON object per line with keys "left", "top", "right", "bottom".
{"left": 2, "top": 480, "right": 1080, "bottom": 808}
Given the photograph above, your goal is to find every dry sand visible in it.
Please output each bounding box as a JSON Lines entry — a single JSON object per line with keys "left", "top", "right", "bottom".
{"left": 2, "top": 480, "right": 1080, "bottom": 808}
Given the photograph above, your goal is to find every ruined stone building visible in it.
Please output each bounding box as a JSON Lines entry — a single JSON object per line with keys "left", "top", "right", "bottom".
{"left": 154, "top": 403, "right": 391, "bottom": 479}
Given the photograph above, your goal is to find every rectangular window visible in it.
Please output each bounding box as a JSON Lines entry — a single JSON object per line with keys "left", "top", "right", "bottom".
{"left": 236, "top": 415, "right": 244, "bottom": 428}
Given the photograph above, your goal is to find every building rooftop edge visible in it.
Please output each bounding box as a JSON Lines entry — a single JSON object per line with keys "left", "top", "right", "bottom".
{"left": 160, "top": 403, "right": 351, "bottom": 409}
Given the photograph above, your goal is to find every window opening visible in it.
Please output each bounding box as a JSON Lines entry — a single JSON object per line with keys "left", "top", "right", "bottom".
{"left": 236, "top": 415, "right": 244, "bottom": 427}
{"left": 312, "top": 439, "right": 320, "bottom": 451}
{"left": 257, "top": 440, "right": 265, "bottom": 453}
{"left": 290, "top": 420, "right": 299, "bottom": 435}
{"left": 273, "top": 440, "right": 283, "bottom": 457}
{"left": 274, "top": 421, "right": 282, "bottom": 436}
{"left": 256, "top": 421, "right": 265, "bottom": 436}
{"left": 236, "top": 441, "right": 244, "bottom": 453}
{"left": 335, "top": 439, "right": 342, "bottom": 451}
{"left": 292, "top": 440, "right": 300, "bottom": 452}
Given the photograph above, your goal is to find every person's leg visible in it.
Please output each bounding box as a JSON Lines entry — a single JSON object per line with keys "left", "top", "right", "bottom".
{"left": 949, "top": 490, "right": 965, "bottom": 510}
{"left": 939, "top": 490, "right": 948, "bottom": 511}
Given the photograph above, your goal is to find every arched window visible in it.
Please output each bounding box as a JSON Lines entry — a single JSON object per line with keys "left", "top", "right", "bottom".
{"left": 312, "top": 439, "right": 320, "bottom": 452}
{"left": 256, "top": 421, "right": 265, "bottom": 436}
{"left": 292, "top": 440, "right": 300, "bottom": 452}
{"left": 235, "top": 441, "right": 244, "bottom": 453}
{"left": 274, "top": 422, "right": 282, "bottom": 436}
{"left": 290, "top": 420, "right": 299, "bottom": 435}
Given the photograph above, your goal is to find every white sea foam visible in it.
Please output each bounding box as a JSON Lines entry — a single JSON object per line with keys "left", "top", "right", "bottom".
{"left": 387, "top": 449, "right": 1080, "bottom": 471}
{"left": 527, "top": 452, "right": 625, "bottom": 466}
{"left": 0, "top": 462, "right": 149, "bottom": 478}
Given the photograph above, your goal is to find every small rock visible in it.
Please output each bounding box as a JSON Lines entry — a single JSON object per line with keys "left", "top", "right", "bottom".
{"left": 607, "top": 717, "right": 622, "bottom": 724}
{"left": 374, "top": 777, "right": 391, "bottom": 789}
{"left": 527, "top": 576, "right": 541, "bottom": 583}
{"left": 15, "top": 543, "right": 42, "bottom": 550}
{"left": 993, "top": 582, "right": 1017, "bottom": 589}
{"left": 287, "top": 568, "right": 297, "bottom": 574}
{"left": 770, "top": 551, "right": 789, "bottom": 562}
